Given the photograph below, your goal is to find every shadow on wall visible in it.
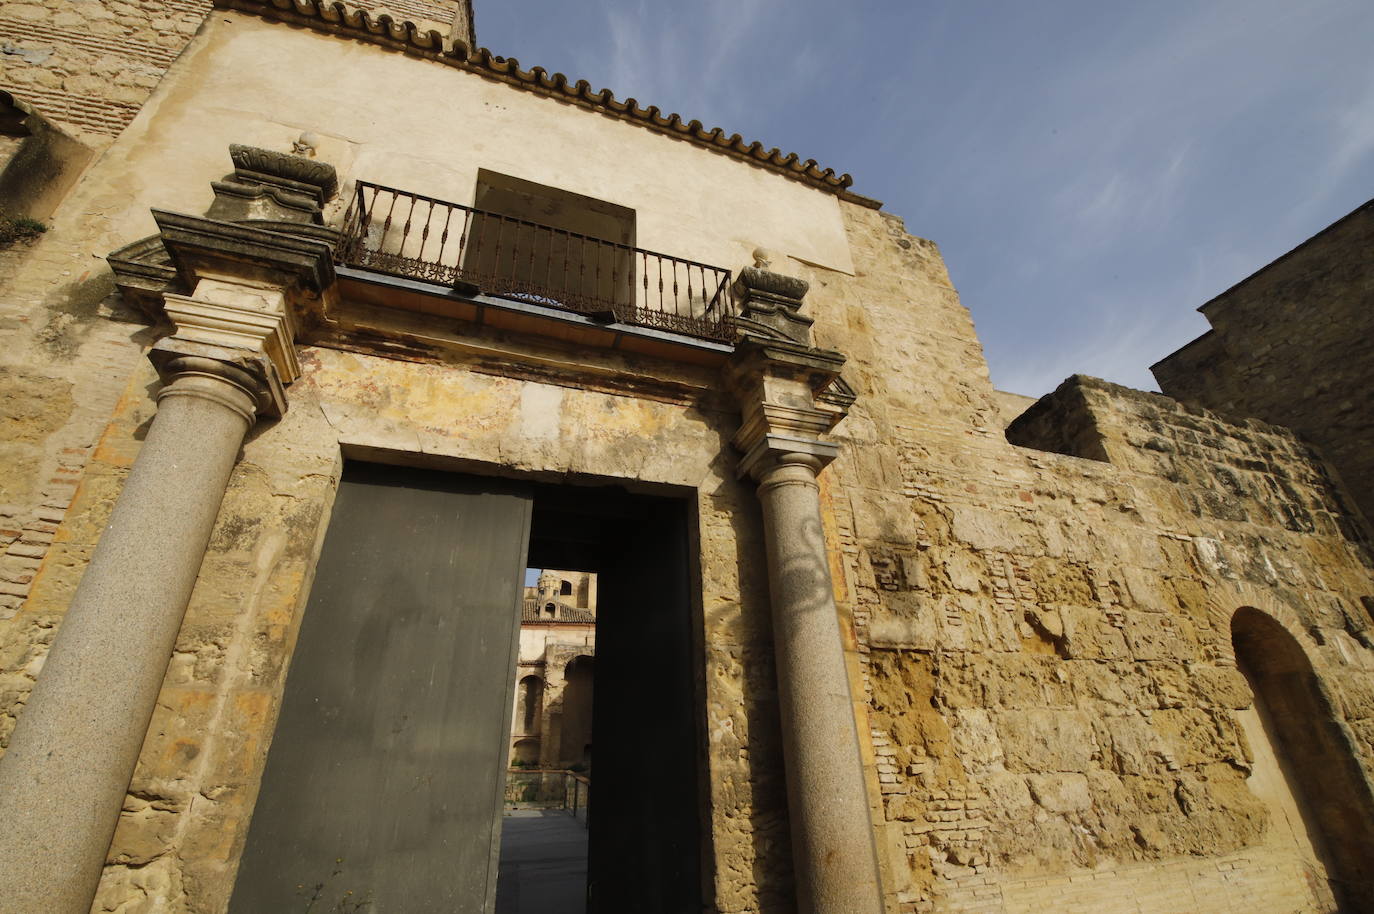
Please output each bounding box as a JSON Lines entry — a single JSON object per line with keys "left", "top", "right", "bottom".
{"left": 0, "top": 91, "right": 94, "bottom": 224}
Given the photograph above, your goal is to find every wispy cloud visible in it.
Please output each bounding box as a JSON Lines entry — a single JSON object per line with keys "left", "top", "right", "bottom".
{"left": 480, "top": 0, "right": 1374, "bottom": 396}
{"left": 576, "top": 0, "right": 788, "bottom": 133}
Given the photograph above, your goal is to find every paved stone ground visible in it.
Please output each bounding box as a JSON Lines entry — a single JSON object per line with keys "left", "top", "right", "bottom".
{"left": 495, "top": 809, "right": 588, "bottom": 914}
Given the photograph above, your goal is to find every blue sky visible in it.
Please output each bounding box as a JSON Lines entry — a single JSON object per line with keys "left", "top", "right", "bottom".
{"left": 476, "top": 1, "right": 1374, "bottom": 396}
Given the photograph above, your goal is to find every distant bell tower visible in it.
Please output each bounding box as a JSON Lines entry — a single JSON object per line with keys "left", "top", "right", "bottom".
{"left": 536, "top": 570, "right": 559, "bottom": 601}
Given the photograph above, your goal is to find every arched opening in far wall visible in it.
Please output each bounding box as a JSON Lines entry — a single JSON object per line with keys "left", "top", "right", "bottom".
{"left": 517, "top": 675, "right": 543, "bottom": 735}
{"left": 1231, "top": 607, "right": 1374, "bottom": 908}
{"left": 559, "top": 655, "right": 594, "bottom": 768}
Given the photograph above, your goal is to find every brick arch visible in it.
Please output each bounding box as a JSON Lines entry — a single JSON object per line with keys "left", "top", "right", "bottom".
{"left": 1217, "top": 592, "right": 1374, "bottom": 906}
{"left": 1200, "top": 583, "right": 1321, "bottom": 670}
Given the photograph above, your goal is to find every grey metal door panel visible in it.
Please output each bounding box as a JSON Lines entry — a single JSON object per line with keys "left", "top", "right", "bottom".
{"left": 230, "top": 463, "right": 532, "bottom": 914}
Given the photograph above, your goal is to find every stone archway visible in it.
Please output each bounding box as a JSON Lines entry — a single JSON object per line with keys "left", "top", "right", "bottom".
{"left": 1230, "top": 606, "right": 1374, "bottom": 909}
{"left": 516, "top": 674, "right": 544, "bottom": 737}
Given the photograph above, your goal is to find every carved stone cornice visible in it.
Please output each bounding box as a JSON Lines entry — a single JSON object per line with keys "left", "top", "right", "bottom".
{"left": 107, "top": 234, "right": 178, "bottom": 319}
{"left": 152, "top": 210, "right": 336, "bottom": 294}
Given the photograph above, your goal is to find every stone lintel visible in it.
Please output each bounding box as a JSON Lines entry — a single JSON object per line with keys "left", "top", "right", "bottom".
{"left": 152, "top": 209, "right": 336, "bottom": 296}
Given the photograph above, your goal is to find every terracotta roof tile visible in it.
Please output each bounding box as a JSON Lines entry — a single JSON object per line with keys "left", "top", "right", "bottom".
{"left": 522, "top": 598, "right": 595, "bottom": 624}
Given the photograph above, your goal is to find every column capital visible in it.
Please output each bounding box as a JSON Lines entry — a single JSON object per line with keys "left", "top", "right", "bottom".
{"left": 727, "top": 330, "right": 851, "bottom": 482}
{"left": 152, "top": 355, "right": 262, "bottom": 426}
{"left": 148, "top": 276, "right": 298, "bottom": 418}
{"left": 751, "top": 449, "right": 827, "bottom": 492}
{"left": 738, "top": 437, "right": 838, "bottom": 483}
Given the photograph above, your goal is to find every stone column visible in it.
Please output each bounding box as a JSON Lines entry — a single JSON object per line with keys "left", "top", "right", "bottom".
{"left": 728, "top": 254, "right": 883, "bottom": 914}
{"left": 0, "top": 279, "right": 292, "bottom": 914}
{"left": 753, "top": 449, "right": 885, "bottom": 914}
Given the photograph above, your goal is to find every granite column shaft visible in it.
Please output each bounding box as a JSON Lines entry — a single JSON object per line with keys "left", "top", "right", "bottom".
{"left": 0, "top": 357, "right": 261, "bottom": 914}
{"left": 755, "top": 451, "right": 886, "bottom": 914}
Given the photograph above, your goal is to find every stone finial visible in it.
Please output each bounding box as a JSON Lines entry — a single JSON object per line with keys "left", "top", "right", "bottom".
{"left": 207, "top": 143, "right": 338, "bottom": 226}
{"left": 732, "top": 259, "right": 814, "bottom": 345}
{"left": 228, "top": 144, "right": 337, "bottom": 197}
{"left": 752, "top": 247, "right": 772, "bottom": 269}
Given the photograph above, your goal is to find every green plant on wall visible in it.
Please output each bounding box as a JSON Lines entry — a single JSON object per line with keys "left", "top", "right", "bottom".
{"left": 0, "top": 212, "right": 45, "bottom": 247}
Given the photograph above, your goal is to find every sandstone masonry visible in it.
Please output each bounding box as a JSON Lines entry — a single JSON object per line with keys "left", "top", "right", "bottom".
{"left": 0, "top": 5, "right": 1371, "bottom": 913}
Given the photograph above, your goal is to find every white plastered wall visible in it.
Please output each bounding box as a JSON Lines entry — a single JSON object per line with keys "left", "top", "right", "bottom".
{"left": 97, "top": 13, "right": 856, "bottom": 278}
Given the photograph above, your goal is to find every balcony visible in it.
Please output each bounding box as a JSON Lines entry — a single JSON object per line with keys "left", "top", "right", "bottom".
{"left": 336, "top": 181, "right": 738, "bottom": 344}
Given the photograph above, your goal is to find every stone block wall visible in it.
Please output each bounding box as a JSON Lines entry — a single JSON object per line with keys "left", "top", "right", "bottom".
{"left": 0, "top": 0, "right": 209, "bottom": 146}
{"left": 2, "top": 172, "right": 1372, "bottom": 914}
{"left": 1152, "top": 198, "right": 1374, "bottom": 527}
{"left": 0, "top": 10, "right": 1372, "bottom": 913}
{"left": 803, "top": 204, "right": 1374, "bottom": 912}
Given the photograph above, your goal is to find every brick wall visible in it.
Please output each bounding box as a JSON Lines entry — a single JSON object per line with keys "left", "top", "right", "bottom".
{"left": 0, "top": 0, "right": 473, "bottom": 147}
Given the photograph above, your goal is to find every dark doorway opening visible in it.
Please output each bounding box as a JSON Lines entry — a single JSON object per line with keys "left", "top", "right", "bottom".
{"left": 495, "top": 483, "right": 704, "bottom": 914}
{"left": 229, "top": 463, "right": 704, "bottom": 914}
{"left": 1231, "top": 607, "right": 1374, "bottom": 909}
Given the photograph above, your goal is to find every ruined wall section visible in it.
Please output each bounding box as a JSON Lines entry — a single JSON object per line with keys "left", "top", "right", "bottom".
{"left": 1151, "top": 199, "right": 1374, "bottom": 527}
{"left": 808, "top": 201, "right": 1374, "bottom": 913}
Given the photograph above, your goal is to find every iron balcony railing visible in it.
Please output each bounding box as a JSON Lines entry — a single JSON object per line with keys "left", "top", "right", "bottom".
{"left": 337, "top": 181, "right": 737, "bottom": 342}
